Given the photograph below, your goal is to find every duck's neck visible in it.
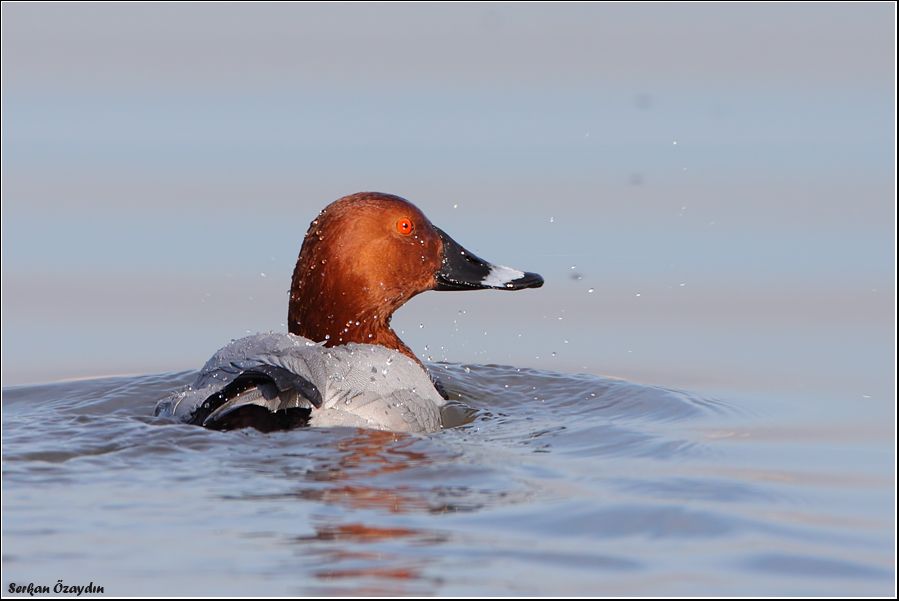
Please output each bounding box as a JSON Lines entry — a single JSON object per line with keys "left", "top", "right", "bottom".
{"left": 288, "top": 282, "right": 419, "bottom": 364}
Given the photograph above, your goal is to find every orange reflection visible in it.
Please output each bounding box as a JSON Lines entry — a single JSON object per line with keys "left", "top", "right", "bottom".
{"left": 290, "top": 428, "right": 450, "bottom": 594}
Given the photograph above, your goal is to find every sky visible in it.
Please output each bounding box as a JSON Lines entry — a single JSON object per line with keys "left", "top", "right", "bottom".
{"left": 2, "top": 3, "right": 895, "bottom": 397}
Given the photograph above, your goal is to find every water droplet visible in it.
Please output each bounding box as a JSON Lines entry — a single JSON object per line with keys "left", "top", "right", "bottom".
{"left": 587, "top": 288, "right": 594, "bottom": 293}
{"left": 551, "top": 351, "right": 557, "bottom": 357}
{"left": 453, "top": 203, "right": 459, "bottom": 209}
{"left": 419, "top": 323, "right": 424, "bottom": 329}
{"left": 259, "top": 272, "right": 266, "bottom": 277}
{"left": 549, "top": 216, "right": 555, "bottom": 223}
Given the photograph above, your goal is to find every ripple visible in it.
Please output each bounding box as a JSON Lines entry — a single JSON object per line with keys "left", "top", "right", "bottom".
{"left": 2, "top": 366, "right": 892, "bottom": 595}
{"left": 743, "top": 553, "right": 893, "bottom": 580}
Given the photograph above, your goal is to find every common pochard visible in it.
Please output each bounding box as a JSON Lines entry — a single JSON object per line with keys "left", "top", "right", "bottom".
{"left": 156, "top": 192, "right": 543, "bottom": 433}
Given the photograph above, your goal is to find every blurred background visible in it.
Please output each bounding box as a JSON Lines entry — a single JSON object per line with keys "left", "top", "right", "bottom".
{"left": 2, "top": 3, "right": 894, "bottom": 410}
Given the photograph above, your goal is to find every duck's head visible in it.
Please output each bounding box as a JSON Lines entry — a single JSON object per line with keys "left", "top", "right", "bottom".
{"left": 288, "top": 192, "right": 543, "bottom": 360}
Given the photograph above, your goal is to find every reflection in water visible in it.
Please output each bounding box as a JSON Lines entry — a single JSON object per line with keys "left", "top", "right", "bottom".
{"left": 295, "top": 521, "right": 447, "bottom": 596}
{"left": 289, "top": 429, "right": 449, "bottom": 595}
{"left": 298, "top": 429, "right": 454, "bottom": 512}
{"left": 209, "top": 428, "right": 457, "bottom": 594}
{"left": 308, "top": 429, "right": 430, "bottom": 484}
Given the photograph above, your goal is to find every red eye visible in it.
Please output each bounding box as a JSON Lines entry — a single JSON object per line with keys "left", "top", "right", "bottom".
{"left": 396, "top": 218, "right": 414, "bottom": 236}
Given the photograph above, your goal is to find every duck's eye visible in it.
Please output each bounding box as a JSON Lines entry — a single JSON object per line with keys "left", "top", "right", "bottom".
{"left": 396, "top": 218, "right": 414, "bottom": 236}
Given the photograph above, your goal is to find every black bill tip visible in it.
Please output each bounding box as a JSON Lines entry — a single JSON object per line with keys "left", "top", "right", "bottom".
{"left": 434, "top": 226, "right": 544, "bottom": 291}
{"left": 505, "top": 271, "right": 544, "bottom": 290}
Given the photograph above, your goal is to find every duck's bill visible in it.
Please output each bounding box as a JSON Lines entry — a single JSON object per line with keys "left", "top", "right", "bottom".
{"left": 434, "top": 227, "right": 544, "bottom": 291}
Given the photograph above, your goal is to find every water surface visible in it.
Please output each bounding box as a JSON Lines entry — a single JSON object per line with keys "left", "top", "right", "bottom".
{"left": 3, "top": 363, "right": 892, "bottom": 596}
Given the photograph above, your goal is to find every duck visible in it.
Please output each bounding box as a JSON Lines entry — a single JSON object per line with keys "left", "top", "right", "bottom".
{"left": 155, "top": 192, "right": 543, "bottom": 433}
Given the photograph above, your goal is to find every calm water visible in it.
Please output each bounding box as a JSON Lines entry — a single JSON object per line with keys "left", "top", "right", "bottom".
{"left": 2, "top": 362, "right": 893, "bottom": 596}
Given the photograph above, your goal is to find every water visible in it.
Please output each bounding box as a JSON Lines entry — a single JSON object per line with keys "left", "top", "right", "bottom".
{"left": 3, "top": 363, "right": 892, "bottom": 596}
